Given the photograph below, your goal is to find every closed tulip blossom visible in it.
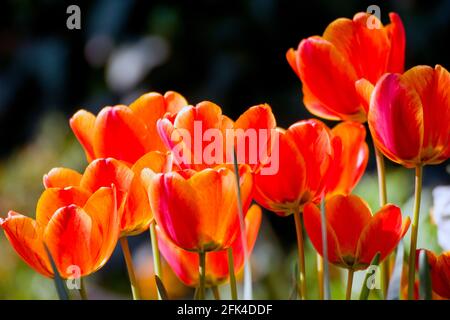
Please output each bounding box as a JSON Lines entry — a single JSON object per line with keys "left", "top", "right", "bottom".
{"left": 304, "top": 194, "right": 410, "bottom": 299}
{"left": 287, "top": 12, "right": 405, "bottom": 121}
{"left": 70, "top": 91, "right": 187, "bottom": 163}
{"left": 423, "top": 250, "right": 450, "bottom": 299}
{"left": 325, "top": 121, "right": 369, "bottom": 198}
{"left": 0, "top": 186, "right": 119, "bottom": 278}
{"left": 368, "top": 64, "right": 449, "bottom": 298}
{"left": 156, "top": 204, "right": 262, "bottom": 287}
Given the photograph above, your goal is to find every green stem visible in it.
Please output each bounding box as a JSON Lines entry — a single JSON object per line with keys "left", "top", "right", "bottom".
{"left": 346, "top": 269, "right": 354, "bottom": 300}
{"left": 198, "top": 251, "right": 206, "bottom": 300}
{"left": 227, "top": 247, "right": 238, "bottom": 300}
{"left": 212, "top": 285, "right": 221, "bottom": 300}
{"left": 320, "top": 199, "right": 331, "bottom": 300}
{"left": 408, "top": 165, "right": 423, "bottom": 300}
{"left": 294, "top": 209, "right": 307, "bottom": 300}
{"left": 79, "top": 277, "right": 88, "bottom": 300}
{"left": 374, "top": 144, "right": 389, "bottom": 297}
{"left": 120, "top": 237, "right": 141, "bottom": 300}
{"left": 149, "top": 221, "right": 163, "bottom": 300}
{"left": 317, "top": 254, "right": 324, "bottom": 300}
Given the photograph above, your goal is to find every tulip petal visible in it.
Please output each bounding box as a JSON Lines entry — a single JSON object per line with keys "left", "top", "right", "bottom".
{"left": 164, "top": 91, "right": 189, "bottom": 112}
{"left": 44, "top": 205, "right": 94, "bottom": 277}
{"left": 426, "top": 251, "right": 450, "bottom": 299}
{"left": 356, "top": 204, "right": 410, "bottom": 267}
{"left": 70, "top": 110, "right": 97, "bottom": 162}
{"left": 355, "top": 78, "right": 374, "bottom": 114}
{"left": 93, "top": 106, "right": 151, "bottom": 163}
{"left": 303, "top": 202, "right": 343, "bottom": 265}
{"left": 369, "top": 73, "right": 424, "bottom": 167}
{"left": 43, "top": 168, "right": 82, "bottom": 189}
{"left": 325, "top": 195, "right": 372, "bottom": 263}
{"left": 0, "top": 212, "right": 52, "bottom": 277}
{"left": 36, "top": 187, "right": 91, "bottom": 227}
{"left": 386, "top": 12, "right": 406, "bottom": 73}
{"left": 286, "top": 48, "right": 300, "bottom": 78}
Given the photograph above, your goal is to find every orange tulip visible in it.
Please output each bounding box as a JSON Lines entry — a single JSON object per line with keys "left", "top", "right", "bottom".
{"left": 368, "top": 65, "right": 450, "bottom": 168}
{"left": 156, "top": 204, "right": 262, "bottom": 287}
{"left": 325, "top": 121, "right": 369, "bottom": 198}
{"left": 70, "top": 91, "right": 187, "bottom": 163}
{"left": 303, "top": 194, "right": 410, "bottom": 270}
{"left": 157, "top": 101, "right": 276, "bottom": 171}
{"left": 424, "top": 250, "right": 450, "bottom": 299}
{"left": 287, "top": 12, "right": 405, "bottom": 121}
{"left": 43, "top": 152, "right": 172, "bottom": 236}
{"left": 254, "top": 119, "right": 334, "bottom": 216}
{"left": 141, "top": 165, "right": 253, "bottom": 252}
{"left": 0, "top": 186, "right": 119, "bottom": 278}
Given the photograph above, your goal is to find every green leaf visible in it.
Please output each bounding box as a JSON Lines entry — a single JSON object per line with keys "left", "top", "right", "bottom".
{"left": 359, "top": 252, "right": 381, "bottom": 300}
{"left": 387, "top": 241, "right": 404, "bottom": 300}
{"left": 44, "top": 244, "right": 70, "bottom": 300}
{"left": 418, "top": 250, "right": 432, "bottom": 300}
{"left": 155, "top": 275, "right": 169, "bottom": 300}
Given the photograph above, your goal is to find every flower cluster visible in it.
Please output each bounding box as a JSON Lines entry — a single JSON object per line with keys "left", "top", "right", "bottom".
{"left": 1, "top": 11, "right": 449, "bottom": 300}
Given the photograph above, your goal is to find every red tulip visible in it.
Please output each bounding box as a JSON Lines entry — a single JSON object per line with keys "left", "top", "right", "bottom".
{"left": 70, "top": 91, "right": 187, "bottom": 163}
{"left": 423, "top": 250, "right": 450, "bottom": 299}
{"left": 303, "top": 194, "right": 410, "bottom": 270}
{"left": 156, "top": 204, "right": 262, "bottom": 287}
{"left": 287, "top": 12, "right": 405, "bottom": 121}
{"left": 369, "top": 65, "right": 450, "bottom": 168}
{"left": 254, "top": 119, "right": 334, "bottom": 216}
{"left": 0, "top": 186, "right": 119, "bottom": 278}
{"left": 325, "top": 121, "right": 369, "bottom": 198}
{"left": 141, "top": 164, "right": 253, "bottom": 252}
{"left": 43, "top": 152, "right": 172, "bottom": 236}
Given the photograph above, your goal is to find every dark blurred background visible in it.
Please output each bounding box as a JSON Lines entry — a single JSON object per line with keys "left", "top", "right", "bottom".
{"left": 0, "top": 0, "right": 448, "bottom": 299}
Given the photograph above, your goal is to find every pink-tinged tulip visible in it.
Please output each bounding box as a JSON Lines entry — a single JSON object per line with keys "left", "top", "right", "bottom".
{"left": 287, "top": 12, "right": 405, "bottom": 121}
{"left": 156, "top": 204, "right": 262, "bottom": 287}
{"left": 70, "top": 91, "right": 187, "bottom": 163}
{"left": 141, "top": 165, "right": 253, "bottom": 252}
{"left": 369, "top": 65, "right": 450, "bottom": 168}
{"left": 303, "top": 194, "right": 410, "bottom": 270}
{"left": 1, "top": 186, "right": 119, "bottom": 278}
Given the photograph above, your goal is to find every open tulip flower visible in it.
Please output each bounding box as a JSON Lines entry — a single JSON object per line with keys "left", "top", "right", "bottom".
{"left": 141, "top": 164, "right": 253, "bottom": 253}
{"left": 368, "top": 64, "right": 450, "bottom": 168}
{"left": 254, "top": 119, "right": 334, "bottom": 216}
{"left": 70, "top": 91, "right": 188, "bottom": 164}
{"left": 0, "top": 185, "right": 119, "bottom": 278}
{"left": 156, "top": 204, "right": 262, "bottom": 287}
{"left": 43, "top": 152, "right": 172, "bottom": 236}
{"left": 287, "top": 12, "right": 405, "bottom": 121}
{"left": 422, "top": 250, "right": 450, "bottom": 299}
{"left": 157, "top": 101, "right": 276, "bottom": 171}
{"left": 325, "top": 121, "right": 369, "bottom": 198}
{"left": 303, "top": 194, "right": 410, "bottom": 270}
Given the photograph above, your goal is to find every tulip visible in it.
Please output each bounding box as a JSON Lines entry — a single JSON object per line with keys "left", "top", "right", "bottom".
{"left": 156, "top": 204, "right": 262, "bottom": 288}
{"left": 157, "top": 101, "right": 276, "bottom": 171}
{"left": 325, "top": 121, "right": 369, "bottom": 198}
{"left": 70, "top": 91, "right": 187, "bottom": 163}
{"left": 368, "top": 64, "right": 450, "bottom": 298}
{"left": 0, "top": 186, "right": 119, "bottom": 278}
{"left": 303, "top": 194, "right": 410, "bottom": 299}
{"left": 287, "top": 12, "right": 405, "bottom": 121}
{"left": 141, "top": 164, "right": 253, "bottom": 253}
{"left": 423, "top": 250, "right": 450, "bottom": 299}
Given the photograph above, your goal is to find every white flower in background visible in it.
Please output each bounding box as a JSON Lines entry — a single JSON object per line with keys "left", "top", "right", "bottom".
{"left": 432, "top": 186, "right": 450, "bottom": 251}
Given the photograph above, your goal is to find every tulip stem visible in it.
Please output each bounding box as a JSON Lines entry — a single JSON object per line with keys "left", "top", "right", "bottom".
{"left": 319, "top": 198, "right": 331, "bottom": 300}
{"left": 374, "top": 144, "right": 389, "bottom": 297}
{"left": 198, "top": 251, "right": 206, "bottom": 300}
{"left": 79, "top": 277, "right": 88, "bottom": 300}
{"left": 294, "top": 209, "right": 307, "bottom": 300}
{"left": 212, "top": 286, "right": 221, "bottom": 300}
{"left": 408, "top": 165, "right": 423, "bottom": 300}
{"left": 346, "top": 269, "right": 354, "bottom": 300}
{"left": 317, "top": 254, "right": 324, "bottom": 300}
{"left": 120, "top": 237, "right": 141, "bottom": 300}
{"left": 149, "top": 221, "right": 163, "bottom": 300}
{"left": 227, "top": 247, "right": 238, "bottom": 300}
